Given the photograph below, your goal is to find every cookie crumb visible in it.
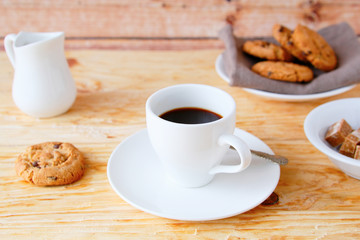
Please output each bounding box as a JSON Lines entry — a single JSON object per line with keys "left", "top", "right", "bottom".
{"left": 261, "top": 192, "right": 279, "bottom": 206}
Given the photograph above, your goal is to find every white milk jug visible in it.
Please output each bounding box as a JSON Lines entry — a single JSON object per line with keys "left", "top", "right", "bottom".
{"left": 4, "top": 32, "right": 77, "bottom": 118}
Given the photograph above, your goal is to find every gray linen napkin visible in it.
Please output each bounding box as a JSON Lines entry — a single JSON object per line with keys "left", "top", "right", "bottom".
{"left": 219, "top": 22, "right": 360, "bottom": 94}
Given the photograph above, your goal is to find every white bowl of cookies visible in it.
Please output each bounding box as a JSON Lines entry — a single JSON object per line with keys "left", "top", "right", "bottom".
{"left": 304, "top": 98, "right": 360, "bottom": 179}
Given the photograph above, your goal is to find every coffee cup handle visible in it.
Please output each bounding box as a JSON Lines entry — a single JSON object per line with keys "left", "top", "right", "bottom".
{"left": 209, "top": 134, "right": 252, "bottom": 175}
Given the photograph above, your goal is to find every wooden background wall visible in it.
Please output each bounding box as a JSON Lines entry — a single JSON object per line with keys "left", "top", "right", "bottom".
{"left": 1, "top": 0, "right": 360, "bottom": 49}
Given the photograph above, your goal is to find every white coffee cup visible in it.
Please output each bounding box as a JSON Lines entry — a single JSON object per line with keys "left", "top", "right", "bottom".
{"left": 146, "top": 84, "right": 252, "bottom": 188}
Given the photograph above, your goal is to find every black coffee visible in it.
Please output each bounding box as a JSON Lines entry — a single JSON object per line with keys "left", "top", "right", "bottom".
{"left": 159, "top": 107, "right": 222, "bottom": 124}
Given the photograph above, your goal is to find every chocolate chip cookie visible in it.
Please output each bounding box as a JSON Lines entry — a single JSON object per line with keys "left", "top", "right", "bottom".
{"left": 251, "top": 61, "right": 313, "bottom": 82}
{"left": 242, "top": 40, "right": 293, "bottom": 61}
{"left": 15, "top": 142, "right": 85, "bottom": 186}
{"left": 292, "top": 24, "right": 337, "bottom": 71}
{"left": 272, "top": 24, "right": 307, "bottom": 62}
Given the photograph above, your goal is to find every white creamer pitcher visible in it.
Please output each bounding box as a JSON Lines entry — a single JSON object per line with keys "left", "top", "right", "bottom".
{"left": 4, "top": 32, "right": 77, "bottom": 118}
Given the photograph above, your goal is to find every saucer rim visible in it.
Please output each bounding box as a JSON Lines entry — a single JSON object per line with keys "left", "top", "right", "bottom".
{"left": 215, "top": 54, "right": 356, "bottom": 102}
{"left": 107, "top": 128, "right": 280, "bottom": 221}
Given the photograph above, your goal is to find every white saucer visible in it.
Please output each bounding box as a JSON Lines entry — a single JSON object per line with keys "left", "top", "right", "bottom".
{"left": 215, "top": 54, "right": 356, "bottom": 102}
{"left": 107, "top": 128, "right": 280, "bottom": 221}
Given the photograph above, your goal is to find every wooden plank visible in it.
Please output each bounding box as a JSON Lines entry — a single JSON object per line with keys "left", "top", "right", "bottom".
{"left": 1, "top": 48, "right": 360, "bottom": 238}
{"left": 1, "top": 0, "right": 360, "bottom": 39}
{"left": 0, "top": 38, "right": 224, "bottom": 51}
{"left": 64, "top": 38, "right": 224, "bottom": 50}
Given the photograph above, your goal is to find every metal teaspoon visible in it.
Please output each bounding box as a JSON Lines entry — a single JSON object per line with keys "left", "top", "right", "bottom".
{"left": 230, "top": 146, "right": 288, "bottom": 165}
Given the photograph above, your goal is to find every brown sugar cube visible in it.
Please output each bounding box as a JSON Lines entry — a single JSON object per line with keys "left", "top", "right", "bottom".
{"left": 339, "top": 128, "right": 360, "bottom": 158}
{"left": 325, "top": 119, "right": 353, "bottom": 147}
{"left": 354, "top": 145, "right": 360, "bottom": 160}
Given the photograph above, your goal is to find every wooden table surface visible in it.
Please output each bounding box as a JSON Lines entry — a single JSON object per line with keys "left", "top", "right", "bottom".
{"left": 1, "top": 47, "right": 360, "bottom": 239}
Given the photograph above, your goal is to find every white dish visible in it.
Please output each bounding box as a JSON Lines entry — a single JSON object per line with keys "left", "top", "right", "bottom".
{"left": 107, "top": 128, "right": 280, "bottom": 221}
{"left": 215, "top": 54, "right": 356, "bottom": 102}
{"left": 304, "top": 98, "right": 360, "bottom": 179}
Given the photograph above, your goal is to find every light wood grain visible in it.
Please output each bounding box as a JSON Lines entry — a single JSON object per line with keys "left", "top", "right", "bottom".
{"left": 1, "top": 48, "right": 360, "bottom": 239}
{"left": 1, "top": 0, "right": 360, "bottom": 39}
{"left": 63, "top": 38, "right": 224, "bottom": 50}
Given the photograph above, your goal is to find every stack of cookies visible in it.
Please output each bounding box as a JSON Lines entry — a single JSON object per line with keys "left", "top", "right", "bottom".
{"left": 242, "top": 24, "right": 337, "bottom": 83}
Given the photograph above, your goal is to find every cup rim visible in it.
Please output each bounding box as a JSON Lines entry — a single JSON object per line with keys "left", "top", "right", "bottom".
{"left": 146, "top": 84, "right": 236, "bottom": 127}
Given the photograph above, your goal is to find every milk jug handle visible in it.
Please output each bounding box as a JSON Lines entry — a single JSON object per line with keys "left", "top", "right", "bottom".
{"left": 4, "top": 34, "right": 17, "bottom": 68}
